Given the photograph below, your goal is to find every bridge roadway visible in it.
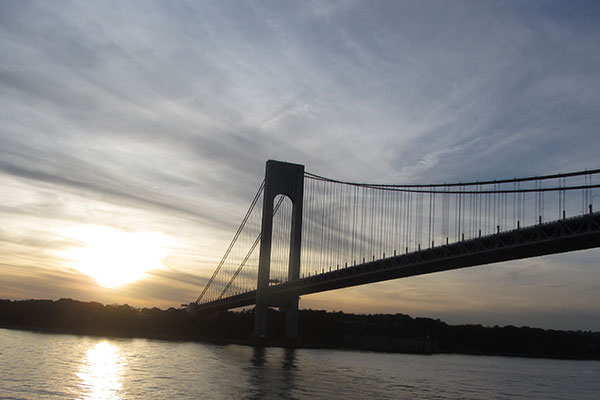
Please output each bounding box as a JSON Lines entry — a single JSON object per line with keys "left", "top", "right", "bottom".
{"left": 192, "top": 212, "right": 600, "bottom": 313}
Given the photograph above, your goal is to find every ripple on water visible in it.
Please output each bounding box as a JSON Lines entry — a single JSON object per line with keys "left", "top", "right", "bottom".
{"left": 1, "top": 329, "right": 599, "bottom": 400}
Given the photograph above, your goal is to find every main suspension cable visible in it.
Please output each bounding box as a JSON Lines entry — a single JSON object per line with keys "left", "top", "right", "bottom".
{"left": 217, "top": 195, "right": 287, "bottom": 299}
{"left": 196, "top": 180, "right": 265, "bottom": 303}
{"left": 304, "top": 170, "right": 600, "bottom": 194}
{"left": 305, "top": 169, "right": 600, "bottom": 188}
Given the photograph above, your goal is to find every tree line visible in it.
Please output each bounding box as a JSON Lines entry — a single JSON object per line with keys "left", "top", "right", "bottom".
{"left": 1, "top": 299, "right": 598, "bottom": 360}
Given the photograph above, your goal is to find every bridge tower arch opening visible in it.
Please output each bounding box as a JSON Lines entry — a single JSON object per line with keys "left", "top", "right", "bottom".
{"left": 254, "top": 160, "right": 304, "bottom": 342}
{"left": 270, "top": 194, "right": 293, "bottom": 284}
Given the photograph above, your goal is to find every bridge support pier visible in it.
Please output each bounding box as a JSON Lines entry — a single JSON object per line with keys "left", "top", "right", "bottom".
{"left": 283, "top": 296, "right": 299, "bottom": 343}
{"left": 254, "top": 160, "right": 304, "bottom": 343}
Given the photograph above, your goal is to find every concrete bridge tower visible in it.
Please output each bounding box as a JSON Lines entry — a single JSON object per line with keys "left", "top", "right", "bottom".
{"left": 253, "top": 160, "right": 304, "bottom": 342}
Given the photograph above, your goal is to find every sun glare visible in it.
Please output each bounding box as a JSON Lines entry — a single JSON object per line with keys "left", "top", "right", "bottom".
{"left": 77, "top": 341, "right": 123, "bottom": 399}
{"left": 59, "top": 225, "right": 175, "bottom": 288}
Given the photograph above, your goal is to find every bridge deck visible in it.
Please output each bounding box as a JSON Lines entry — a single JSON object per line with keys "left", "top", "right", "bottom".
{"left": 192, "top": 213, "right": 600, "bottom": 313}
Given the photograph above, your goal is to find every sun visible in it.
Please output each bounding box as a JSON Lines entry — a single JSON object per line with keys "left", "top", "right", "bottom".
{"left": 58, "top": 225, "right": 175, "bottom": 288}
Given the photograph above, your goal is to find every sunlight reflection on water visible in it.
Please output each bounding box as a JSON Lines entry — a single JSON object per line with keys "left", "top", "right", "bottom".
{"left": 76, "top": 342, "right": 124, "bottom": 400}
{"left": 1, "top": 329, "right": 599, "bottom": 400}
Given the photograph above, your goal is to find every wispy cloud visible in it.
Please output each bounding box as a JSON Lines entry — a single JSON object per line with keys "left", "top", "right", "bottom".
{"left": 1, "top": 1, "right": 600, "bottom": 328}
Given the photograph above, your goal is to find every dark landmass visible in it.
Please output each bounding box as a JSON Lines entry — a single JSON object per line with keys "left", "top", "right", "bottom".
{"left": 1, "top": 298, "right": 599, "bottom": 360}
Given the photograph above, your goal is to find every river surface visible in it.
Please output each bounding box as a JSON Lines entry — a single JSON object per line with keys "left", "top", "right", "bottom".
{"left": 1, "top": 328, "right": 599, "bottom": 399}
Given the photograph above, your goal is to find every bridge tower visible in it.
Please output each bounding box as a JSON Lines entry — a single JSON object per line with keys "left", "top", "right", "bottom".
{"left": 254, "top": 160, "right": 304, "bottom": 342}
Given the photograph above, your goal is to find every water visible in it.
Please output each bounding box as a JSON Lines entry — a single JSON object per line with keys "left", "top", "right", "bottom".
{"left": 1, "top": 328, "right": 598, "bottom": 399}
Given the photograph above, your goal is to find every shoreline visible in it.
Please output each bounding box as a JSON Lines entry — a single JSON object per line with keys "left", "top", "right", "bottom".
{"left": 2, "top": 324, "right": 597, "bottom": 362}
{"left": 2, "top": 299, "right": 598, "bottom": 361}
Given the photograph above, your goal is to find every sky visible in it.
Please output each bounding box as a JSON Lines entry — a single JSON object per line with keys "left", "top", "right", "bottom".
{"left": 1, "top": 0, "right": 600, "bottom": 331}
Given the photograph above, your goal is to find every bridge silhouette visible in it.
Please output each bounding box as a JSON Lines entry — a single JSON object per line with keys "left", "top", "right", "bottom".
{"left": 190, "top": 160, "right": 600, "bottom": 342}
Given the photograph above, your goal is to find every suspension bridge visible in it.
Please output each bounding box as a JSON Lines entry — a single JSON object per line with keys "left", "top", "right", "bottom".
{"left": 189, "top": 160, "right": 600, "bottom": 342}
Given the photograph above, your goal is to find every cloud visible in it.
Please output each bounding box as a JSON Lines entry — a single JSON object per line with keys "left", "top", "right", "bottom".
{"left": 1, "top": 1, "right": 600, "bottom": 326}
